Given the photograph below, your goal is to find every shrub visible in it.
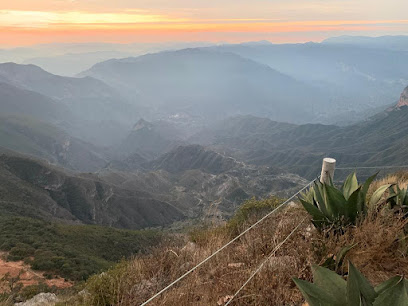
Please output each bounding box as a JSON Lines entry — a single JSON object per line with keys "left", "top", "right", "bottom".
{"left": 227, "top": 196, "right": 282, "bottom": 235}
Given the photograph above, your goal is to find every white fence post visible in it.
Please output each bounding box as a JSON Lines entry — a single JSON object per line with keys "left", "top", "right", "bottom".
{"left": 320, "top": 158, "right": 336, "bottom": 184}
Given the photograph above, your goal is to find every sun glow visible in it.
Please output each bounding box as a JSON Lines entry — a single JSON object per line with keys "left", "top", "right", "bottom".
{"left": 0, "top": 1, "right": 407, "bottom": 46}
{"left": 0, "top": 10, "right": 188, "bottom": 28}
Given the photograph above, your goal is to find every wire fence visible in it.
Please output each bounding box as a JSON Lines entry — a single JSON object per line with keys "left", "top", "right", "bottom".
{"left": 140, "top": 177, "right": 319, "bottom": 306}
{"left": 141, "top": 162, "right": 408, "bottom": 305}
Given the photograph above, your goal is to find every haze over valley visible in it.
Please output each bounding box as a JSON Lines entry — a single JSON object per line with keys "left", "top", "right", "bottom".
{"left": 1, "top": 0, "right": 408, "bottom": 303}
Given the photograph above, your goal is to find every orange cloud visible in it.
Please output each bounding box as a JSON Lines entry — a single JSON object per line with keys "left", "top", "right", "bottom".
{"left": 0, "top": 9, "right": 406, "bottom": 46}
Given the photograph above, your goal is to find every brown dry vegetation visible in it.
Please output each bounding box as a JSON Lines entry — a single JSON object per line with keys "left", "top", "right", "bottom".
{"left": 62, "top": 172, "right": 408, "bottom": 305}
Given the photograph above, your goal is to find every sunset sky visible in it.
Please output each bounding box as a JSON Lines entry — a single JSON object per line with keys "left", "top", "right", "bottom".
{"left": 1, "top": 0, "right": 407, "bottom": 47}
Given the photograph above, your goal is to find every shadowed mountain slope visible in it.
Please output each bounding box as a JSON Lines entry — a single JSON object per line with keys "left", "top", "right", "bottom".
{"left": 0, "top": 153, "right": 184, "bottom": 229}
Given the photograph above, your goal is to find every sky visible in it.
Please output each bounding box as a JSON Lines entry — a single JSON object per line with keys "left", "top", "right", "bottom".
{"left": 0, "top": 0, "right": 407, "bottom": 47}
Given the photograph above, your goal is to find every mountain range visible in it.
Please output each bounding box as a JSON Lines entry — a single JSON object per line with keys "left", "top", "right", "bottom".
{"left": 1, "top": 37, "right": 408, "bottom": 230}
{"left": 80, "top": 48, "right": 327, "bottom": 123}
{"left": 191, "top": 87, "right": 408, "bottom": 179}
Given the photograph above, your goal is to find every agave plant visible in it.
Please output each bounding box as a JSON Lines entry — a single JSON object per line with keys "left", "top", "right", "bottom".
{"left": 321, "top": 244, "right": 356, "bottom": 274}
{"left": 387, "top": 185, "right": 408, "bottom": 209}
{"left": 293, "top": 262, "right": 408, "bottom": 306}
{"left": 299, "top": 173, "right": 391, "bottom": 230}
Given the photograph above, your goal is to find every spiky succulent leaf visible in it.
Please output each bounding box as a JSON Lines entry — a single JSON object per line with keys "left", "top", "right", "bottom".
{"left": 347, "top": 262, "right": 377, "bottom": 306}
{"left": 360, "top": 173, "right": 378, "bottom": 202}
{"left": 292, "top": 278, "right": 343, "bottom": 306}
{"left": 373, "top": 278, "right": 408, "bottom": 306}
{"left": 311, "top": 265, "right": 347, "bottom": 303}
{"left": 343, "top": 172, "right": 359, "bottom": 200}
{"left": 375, "top": 276, "right": 402, "bottom": 295}
{"left": 335, "top": 244, "right": 357, "bottom": 272}
{"left": 313, "top": 181, "right": 329, "bottom": 215}
{"left": 299, "top": 199, "right": 328, "bottom": 228}
{"left": 369, "top": 184, "right": 392, "bottom": 207}
{"left": 346, "top": 187, "right": 364, "bottom": 223}
{"left": 325, "top": 184, "right": 347, "bottom": 218}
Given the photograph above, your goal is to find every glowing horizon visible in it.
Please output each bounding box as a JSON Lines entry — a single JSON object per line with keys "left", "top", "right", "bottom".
{"left": 1, "top": 1, "right": 407, "bottom": 47}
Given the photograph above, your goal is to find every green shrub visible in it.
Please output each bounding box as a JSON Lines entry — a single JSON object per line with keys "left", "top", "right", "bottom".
{"left": 299, "top": 173, "right": 390, "bottom": 231}
{"left": 0, "top": 215, "right": 163, "bottom": 281}
{"left": 227, "top": 196, "right": 283, "bottom": 235}
{"left": 293, "top": 262, "right": 408, "bottom": 306}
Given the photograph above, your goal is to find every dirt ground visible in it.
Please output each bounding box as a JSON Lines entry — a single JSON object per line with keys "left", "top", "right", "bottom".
{"left": 0, "top": 253, "right": 72, "bottom": 293}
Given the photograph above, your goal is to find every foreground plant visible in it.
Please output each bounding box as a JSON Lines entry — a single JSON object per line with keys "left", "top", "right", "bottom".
{"left": 293, "top": 262, "right": 408, "bottom": 306}
{"left": 387, "top": 185, "right": 408, "bottom": 209}
{"left": 299, "top": 173, "right": 390, "bottom": 230}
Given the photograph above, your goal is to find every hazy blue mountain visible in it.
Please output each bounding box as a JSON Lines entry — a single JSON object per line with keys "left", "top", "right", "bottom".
{"left": 80, "top": 48, "right": 327, "bottom": 123}
{"left": 118, "top": 119, "right": 188, "bottom": 160}
{"left": 0, "top": 62, "right": 141, "bottom": 145}
{"left": 0, "top": 81, "right": 71, "bottom": 124}
{"left": 0, "top": 62, "right": 136, "bottom": 122}
{"left": 208, "top": 42, "right": 408, "bottom": 120}
{"left": 322, "top": 35, "right": 408, "bottom": 51}
{"left": 23, "top": 51, "right": 136, "bottom": 76}
{"left": 0, "top": 115, "right": 108, "bottom": 172}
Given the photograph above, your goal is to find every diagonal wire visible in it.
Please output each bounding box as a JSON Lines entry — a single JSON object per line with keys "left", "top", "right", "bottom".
{"left": 140, "top": 178, "right": 318, "bottom": 305}
{"left": 336, "top": 165, "right": 408, "bottom": 170}
{"left": 224, "top": 217, "right": 307, "bottom": 306}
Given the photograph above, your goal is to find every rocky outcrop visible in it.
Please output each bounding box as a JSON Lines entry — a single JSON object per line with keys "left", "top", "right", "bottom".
{"left": 15, "top": 293, "right": 58, "bottom": 306}
{"left": 397, "top": 86, "right": 408, "bottom": 108}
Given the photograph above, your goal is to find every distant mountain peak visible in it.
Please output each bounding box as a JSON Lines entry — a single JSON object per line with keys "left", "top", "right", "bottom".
{"left": 132, "top": 119, "right": 153, "bottom": 131}
{"left": 397, "top": 86, "right": 408, "bottom": 108}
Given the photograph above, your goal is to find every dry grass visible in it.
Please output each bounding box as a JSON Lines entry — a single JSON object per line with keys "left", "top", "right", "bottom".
{"left": 83, "top": 207, "right": 320, "bottom": 305}
{"left": 78, "top": 173, "right": 408, "bottom": 305}
{"left": 323, "top": 210, "right": 408, "bottom": 286}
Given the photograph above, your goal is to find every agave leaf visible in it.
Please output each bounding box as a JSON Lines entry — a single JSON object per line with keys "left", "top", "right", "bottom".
{"left": 335, "top": 244, "right": 357, "bottom": 272}
{"left": 361, "top": 172, "right": 378, "bottom": 202}
{"left": 312, "top": 265, "right": 347, "bottom": 304}
{"left": 314, "top": 181, "right": 329, "bottom": 215}
{"left": 343, "top": 172, "right": 359, "bottom": 200}
{"left": 299, "top": 199, "right": 328, "bottom": 228}
{"left": 386, "top": 186, "right": 398, "bottom": 209}
{"left": 346, "top": 187, "right": 363, "bottom": 223}
{"left": 292, "top": 278, "right": 342, "bottom": 306}
{"left": 347, "top": 262, "right": 377, "bottom": 306}
{"left": 375, "top": 276, "right": 402, "bottom": 295}
{"left": 373, "top": 277, "right": 408, "bottom": 306}
{"left": 321, "top": 255, "right": 336, "bottom": 271}
{"left": 399, "top": 188, "right": 408, "bottom": 206}
{"left": 369, "top": 184, "right": 393, "bottom": 208}
{"left": 325, "top": 184, "right": 347, "bottom": 218}
{"left": 314, "top": 196, "right": 330, "bottom": 219}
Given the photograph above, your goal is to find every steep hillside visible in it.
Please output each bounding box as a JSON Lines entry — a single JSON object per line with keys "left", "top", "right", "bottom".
{"left": 397, "top": 85, "right": 408, "bottom": 108}
{"left": 80, "top": 49, "right": 326, "bottom": 123}
{"left": 191, "top": 95, "right": 408, "bottom": 179}
{"left": 0, "top": 63, "right": 139, "bottom": 146}
{"left": 149, "top": 145, "right": 238, "bottom": 174}
{"left": 119, "top": 119, "right": 186, "bottom": 160}
{"left": 75, "top": 171, "right": 408, "bottom": 305}
{"left": 0, "top": 82, "right": 71, "bottom": 124}
{"left": 0, "top": 116, "right": 107, "bottom": 172}
{"left": 0, "top": 153, "right": 184, "bottom": 229}
{"left": 102, "top": 145, "right": 308, "bottom": 218}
